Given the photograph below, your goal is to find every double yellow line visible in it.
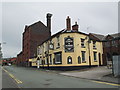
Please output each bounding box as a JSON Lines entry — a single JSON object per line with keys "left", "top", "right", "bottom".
{"left": 92, "top": 80, "right": 120, "bottom": 87}
{"left": 2, "top": 67, "right": 22, "bottom": 84}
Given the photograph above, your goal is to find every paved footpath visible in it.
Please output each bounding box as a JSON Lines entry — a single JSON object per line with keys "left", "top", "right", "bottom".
{"left": 2, "top": 66, "right": 120, "bottom": 88}
{"left": 60, "top": 66, "right": 120, "bottom": 84}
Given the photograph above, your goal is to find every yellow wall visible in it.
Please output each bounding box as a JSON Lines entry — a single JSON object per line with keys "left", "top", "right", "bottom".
{"left": 33, "top": 32, "right": 103, "bottom": 67}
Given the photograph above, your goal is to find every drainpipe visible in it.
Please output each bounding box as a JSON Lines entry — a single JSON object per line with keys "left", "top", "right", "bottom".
{"left": 47, "top": 42, "right": 49, "bottom": 70}
{"left": 88, "top": 36, "right": 91, "bottom": 67}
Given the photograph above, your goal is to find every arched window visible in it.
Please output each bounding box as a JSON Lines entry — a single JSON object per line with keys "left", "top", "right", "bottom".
{"left": 67, "top": 56, "right": 72, "bottom": 64}
{"left": 78, "top": 56, "right": 81, "bottom": 64}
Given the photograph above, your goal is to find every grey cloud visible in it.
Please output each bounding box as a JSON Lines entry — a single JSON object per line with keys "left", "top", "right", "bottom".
{"left": 2, "top": 2, "right": 118, "bottom": 58}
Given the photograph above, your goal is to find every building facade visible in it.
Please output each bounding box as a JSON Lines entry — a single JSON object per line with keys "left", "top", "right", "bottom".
{"left": 102, "top": 33, "right": 120, "bottom": 65}
{"left": 29, "top": 16, "right": 103, "bottom": 70}
{"left": 89, "top": 33, "right": 120, "bottom": 66}
{"left": 17, "top": 13, "right": 52, "bottom": 66}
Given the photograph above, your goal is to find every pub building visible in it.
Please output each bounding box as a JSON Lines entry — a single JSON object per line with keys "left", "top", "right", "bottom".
{"left": 29, "top": 16, "right": 103, "bottom": 70}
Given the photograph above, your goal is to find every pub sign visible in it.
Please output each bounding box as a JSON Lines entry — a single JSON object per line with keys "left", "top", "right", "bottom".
{"left": 64, "top": 36, "right": 74, "bottom": 52}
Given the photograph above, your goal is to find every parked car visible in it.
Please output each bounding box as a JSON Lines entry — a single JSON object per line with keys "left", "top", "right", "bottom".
{"left": 8, "top": 63, "right": 11, "bottom": 66}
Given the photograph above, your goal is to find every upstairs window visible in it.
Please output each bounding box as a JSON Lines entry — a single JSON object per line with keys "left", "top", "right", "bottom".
{"left": 56, "top": 36, "right": 60, "bottom": 48}
{"left": 112, "top": 40, "right": 118, "bottom": 47}
{"left": 105, "top": 42, "right": 110, "bottom": 47}
{"left": 93, "top": 41, "right": 96, "bottom": 49}
{"left": 81, "top": 39, "right": 85, "bottom": 48}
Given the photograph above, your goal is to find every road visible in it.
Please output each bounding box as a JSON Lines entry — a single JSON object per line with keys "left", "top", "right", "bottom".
{"left": 2, "top": 70, "right": 19, "bottom": 88}
{"left": 2, "top": 66, "right": 119, "bottom": 88}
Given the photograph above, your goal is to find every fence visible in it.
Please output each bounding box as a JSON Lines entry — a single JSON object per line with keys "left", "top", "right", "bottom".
{"left": 112, "top": 55, "right": 120, "bottom": 77}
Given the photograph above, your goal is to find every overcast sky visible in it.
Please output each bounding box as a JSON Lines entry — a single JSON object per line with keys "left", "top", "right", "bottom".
{"left": 1, "top": 1, "right": 118, "bottom": 58}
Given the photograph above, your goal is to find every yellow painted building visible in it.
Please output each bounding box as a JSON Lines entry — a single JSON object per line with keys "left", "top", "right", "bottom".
{"left": 29, "top": 16, "right": 103, "bottom": 70}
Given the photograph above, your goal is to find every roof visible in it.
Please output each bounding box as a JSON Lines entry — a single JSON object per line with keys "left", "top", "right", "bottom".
{"left": 89, "top": 32, "right": 120, "bottom": 41}
{"left": 38, "top": 29, "right": 88, "bottom": 46}
{"left": 102, "top": 33, "right": 120, "bottom": 41}
{"left": 89, "top": 33, "right": 105, "bottom": 41}
{"left": 28, "top": 21, "right": 47, "bottom": 28}
{"left": 110, "top": 33, "right": 120, "bottom": 38}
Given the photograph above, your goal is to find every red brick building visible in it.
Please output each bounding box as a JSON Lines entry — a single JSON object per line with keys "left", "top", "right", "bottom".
{"left": 17, "top": 51, "right": 23, "bottom": 65}
{"left": 17, "top": 13, "right": 52, "bottom": 66}
{"left": 102, "top": 33, "right": 120, "bottom": 65}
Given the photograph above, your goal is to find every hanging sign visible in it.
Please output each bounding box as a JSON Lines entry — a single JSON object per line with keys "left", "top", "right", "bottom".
{"left": 64, "top": 36, "right": 74, "bottom": 52}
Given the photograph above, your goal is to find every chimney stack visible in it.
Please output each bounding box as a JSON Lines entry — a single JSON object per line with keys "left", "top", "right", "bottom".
{"left": 72, "top": 22, "right": 79, "bottom": 31}
{"left": 66, "top": 16, "right": 71, "bottom": 30}
{"left": 46, "top": 13, "right": 52, "bottom": 35}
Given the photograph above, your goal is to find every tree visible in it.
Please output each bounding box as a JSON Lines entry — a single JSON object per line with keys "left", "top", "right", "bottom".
{"left": 0, "top": 43, "right": 3, "bottom": 60}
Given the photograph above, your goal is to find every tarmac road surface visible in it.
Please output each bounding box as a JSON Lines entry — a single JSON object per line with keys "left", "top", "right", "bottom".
{"left": 2, "top": 66, "right": 119, "bottom": 88}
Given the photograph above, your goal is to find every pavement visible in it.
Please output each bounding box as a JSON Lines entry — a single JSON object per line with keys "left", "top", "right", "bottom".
{"left": 60, "top": 66, "right": 120, "bottom": 84}
{"left": 2, "top": 66, "right": 119, "bottom": 88}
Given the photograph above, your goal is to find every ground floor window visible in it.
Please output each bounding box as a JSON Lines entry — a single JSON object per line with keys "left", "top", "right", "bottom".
{"left": 49, "top": 54, "right": 52, "bottom": 64}
{"left": 67, "top": 56, "right": 72, "bottom": 64}
{"left": 81, "top": 51, "right": 86, "bottom": 63}
{"left": 42, "top": 60, "right": 45, "bottom": 65}
{"left": 78, "top": 56, "right": 81, "bottom": 64}
{"left": 94, "top": 52, "right": 97, "bottom": 61}
{"left": 54, "top": 52, "right": 62, "bottom": 64}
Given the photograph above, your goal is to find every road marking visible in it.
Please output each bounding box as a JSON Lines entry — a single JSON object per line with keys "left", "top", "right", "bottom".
{"left": 92, "top": 80, "right": 120, "bottom": 87}
{"left": 2, "top": 68, "right": 22, "bottom": 84}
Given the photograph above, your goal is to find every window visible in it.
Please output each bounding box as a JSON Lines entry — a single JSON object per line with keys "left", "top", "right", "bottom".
{"left": 42, "top": 60, "right": 45, "bottom": 65}
{"left": 93, "top": 41, "right": 96, "bottom": 49}
{"left": 81, "top": 39, "right": 85, "bottom": 48}
{"left": 56, "top": 36, "right": 60, "bottom": 48}
{"left": 49, "top": 54, "right": 52, "bottom": 64}
{"left": 54, "top": 52, "right": 62, "bottom": 64}
{"left": 93, "top": 52, "right": 97, "bottom": 61}
{"left": 112, "top": 40, "right": 118, "bottom": 47}
{"left": 45, "top": 42, "right": 48, "bottom": 51}
{"left": 67, "top": 56, "right": 72, "bottom": 64}
{"left": 39, "top": 60, "right": 42, "bottom": 65}
{"left": 37, "top": 48, "right": 41, "bottom": 55}
{"left": 105, "top": 42, "right": 110, "bottom": 47}
{"left": 81, "top": 51, "right": 86, "bottom": 62}
{"left": 78, "top": 56, "right": 81, "bottom": 64}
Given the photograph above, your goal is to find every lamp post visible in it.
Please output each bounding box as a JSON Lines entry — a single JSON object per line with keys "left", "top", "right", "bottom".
{"left": 88, "top": 38, "right": 91, "bottom": 67}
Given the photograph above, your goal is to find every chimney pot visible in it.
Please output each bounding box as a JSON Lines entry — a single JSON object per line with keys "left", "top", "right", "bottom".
{"left": 72, "top": 22, "right": 79, "bottom": 31}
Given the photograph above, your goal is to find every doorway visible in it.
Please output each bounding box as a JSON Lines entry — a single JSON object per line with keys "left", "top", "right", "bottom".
{"left": 98, "top": 53, "right": 101, "bottom": 66}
